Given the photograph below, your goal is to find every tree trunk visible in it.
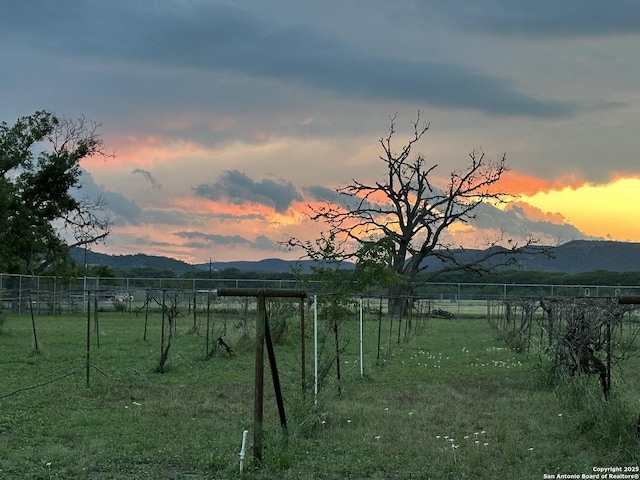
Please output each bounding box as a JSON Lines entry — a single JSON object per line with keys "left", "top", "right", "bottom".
{"left": 388, "top": 282, "right": 412, "bottom": 317}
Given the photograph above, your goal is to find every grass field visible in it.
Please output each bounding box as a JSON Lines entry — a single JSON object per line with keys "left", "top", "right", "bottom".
{"left": 0, "top": 306, "right": 638, "bottom": 479}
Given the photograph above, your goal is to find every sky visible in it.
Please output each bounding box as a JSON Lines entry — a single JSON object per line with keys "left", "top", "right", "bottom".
{"left": 2, "top": 0, "right": 640, "bottom": 264}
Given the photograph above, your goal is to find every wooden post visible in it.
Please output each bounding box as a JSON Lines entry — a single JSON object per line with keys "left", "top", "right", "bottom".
{"left": 29, "top": 292, "right": 39, "bottom": 354}
{"left": 618, "top": 296, "right": 640, "bottom": 304}
{"left": 264, "top": 313, "right": 286, "bottom": 430}
{"left": 216, "top": 288, "right": 307, "bottom": 467}
{"left": 254, "top": 294, "right": 266, "bottom": 463}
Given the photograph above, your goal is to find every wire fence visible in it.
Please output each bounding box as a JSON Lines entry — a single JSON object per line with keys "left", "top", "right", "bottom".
{"left": 1, "top": 286, "right": 432, "bottom": 395}
{"left": 5, "top": 272, "right": 640, "bottom": 407}
{"left": 3, "top": 272, "right": 640, "bottom": 317}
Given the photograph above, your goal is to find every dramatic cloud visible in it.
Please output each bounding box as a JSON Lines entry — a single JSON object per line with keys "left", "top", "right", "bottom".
{"left": 0, "top": 1, "right": 577, "bottom": 118}
{"left": 175, "top": 231, "right": 279, "bottom": 252}
{"left": 1, "top": 1, "right": 639, "bottom": 262}
{"left": 74, "top": 169, "right": 141, "bottom": 225}
{"left": 304, "top": 180, "right": 595, "bottom": 246}
{"left": 431, "top": 0, "right": 640, "bottom": 37}
{"left": 195, "top": 170, "right": 302, "bottom": 213}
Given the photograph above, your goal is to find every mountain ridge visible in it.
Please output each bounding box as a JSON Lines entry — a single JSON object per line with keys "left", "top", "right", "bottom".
{"left": 72, "top": 240, "right": 640, "bottom": 275}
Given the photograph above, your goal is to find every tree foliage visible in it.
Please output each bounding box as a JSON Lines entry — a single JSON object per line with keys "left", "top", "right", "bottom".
{"left": 288, "top": 113, "right": 541, "bottom": 314}
{"left": 0, "top": 111, "right": 111, "bottom": 274}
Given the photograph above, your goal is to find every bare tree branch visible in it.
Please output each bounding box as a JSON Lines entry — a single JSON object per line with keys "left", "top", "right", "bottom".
{"left": 286, "top": 113, "right": 545, "bottom": 315}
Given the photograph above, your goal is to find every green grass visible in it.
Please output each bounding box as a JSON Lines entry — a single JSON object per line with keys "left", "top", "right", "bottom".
{"left": 0, "top": 309, "right": 638, "bottom": 479}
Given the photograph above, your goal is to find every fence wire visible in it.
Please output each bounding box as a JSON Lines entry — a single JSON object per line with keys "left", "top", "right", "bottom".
{"left": 4, "top": 272, "right": 640, "bottom": 317}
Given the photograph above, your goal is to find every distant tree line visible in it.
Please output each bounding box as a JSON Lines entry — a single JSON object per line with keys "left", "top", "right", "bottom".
{"left": 423, "top": 269, "right": 640, "bottom": 287}
{"left": 65, "top": 262, "right": 640, "bottom": 291}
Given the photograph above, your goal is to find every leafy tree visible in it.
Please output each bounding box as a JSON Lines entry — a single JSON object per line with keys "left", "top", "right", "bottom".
{"left": 125, "top": 267, "right": 176, "bottom": 279}
{"left": 86, "top": 264, "right": 117, "bottom": 279}
{"left": 0, "top": 111, "right": 111, "bottom": 274}
{"left": 288, "top": 114, "right": 540, "bottom": 315}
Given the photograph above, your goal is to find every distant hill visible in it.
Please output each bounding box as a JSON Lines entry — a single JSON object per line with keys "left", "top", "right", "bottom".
{"left": 70, "top": 248, "right": 198, "bottom": 276}
{"left": 196, "top": 258, "right": 341, "bottom": 274}
{"left": 522, "top": 240, "right": 640, "bottom": 274}
{"left": 69, "top": 249, "right": 350, "bottom": 275}
{"left": 418, "top": 240, "right": 640, "bottom": 274}
{"left": 71, "top": 240, "right": 640, "bottom": 276}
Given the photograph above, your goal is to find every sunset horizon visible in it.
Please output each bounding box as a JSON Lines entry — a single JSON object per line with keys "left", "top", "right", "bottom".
{"left": 3, "top": 1, "right": 640, "bottom": 265}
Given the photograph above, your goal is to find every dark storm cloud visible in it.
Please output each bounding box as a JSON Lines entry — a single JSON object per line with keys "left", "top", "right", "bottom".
{"left": 0, "top": 1, "right": 577, "bottom": 118}
{"left": 195, "top": 170, "right": 302, "bottom": 213}
{"left": 429, "top": 0, "right": 640, "bottom": 37}
{"left": 75, "top": 169, "right": 141, "bottom": 225}
{"left": 175, "top": 231, "right": 279, "bottom": 251}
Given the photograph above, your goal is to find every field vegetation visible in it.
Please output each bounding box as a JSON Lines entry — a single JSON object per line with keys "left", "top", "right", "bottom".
{"left": 0, "top": 303, "right": 638, "bottom": 479}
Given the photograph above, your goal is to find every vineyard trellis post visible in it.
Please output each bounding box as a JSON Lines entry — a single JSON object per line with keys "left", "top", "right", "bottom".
{"left": 28, "top": 290, "right": 39, "bottom": 354}
{"left": 376, "top": 295, "right": 383, "bottom": 364}
{"left": 86, "top": 292, "right": 91, "bottom": 386}
{"left": 206, "top": 290, "right": 211, "bottom": 356}
{"left": 216, "top": 287, "right": 307, "bottom": 467}
{"left": 359, "top": 297, "right": 364, "bottom": 378}
{"left": 143, "top": 290, "right": 150, "bottom": 341}
{"left": 94, "top": 293, "right": 100, "bottom": 349}
{"left": 492, "top": 295, "right": 640, "bottom": 402}
{"left": 299, "top": 297, "right": 306, "bottom": 398}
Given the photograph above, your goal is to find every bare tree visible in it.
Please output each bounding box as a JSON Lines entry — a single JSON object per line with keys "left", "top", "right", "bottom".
{"left": 288, "top": 113, "right": 541, "bottom": 315}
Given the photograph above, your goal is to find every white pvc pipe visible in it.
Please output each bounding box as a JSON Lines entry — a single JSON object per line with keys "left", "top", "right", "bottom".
{"left": 239, "top": 429, "right": 248, "bottom": 473}
{"left": 314, "top": 294, "right": 318, "bottom": 404}
{"left": 359, "top": 297, "right": 364, "bottom": 378}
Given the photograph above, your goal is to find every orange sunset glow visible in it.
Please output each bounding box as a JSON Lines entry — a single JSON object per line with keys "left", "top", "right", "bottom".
{"left": 83, "top": 150, "right": 640, "bottom": 263}
{"left": 4, "top": 1, "right": 640, "bottom": 263}
{"left": 6, "top": 5, "right": 640, "bottom": 480}
{"left": 519, "top": 177, "right": 640, "bottom": 242}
